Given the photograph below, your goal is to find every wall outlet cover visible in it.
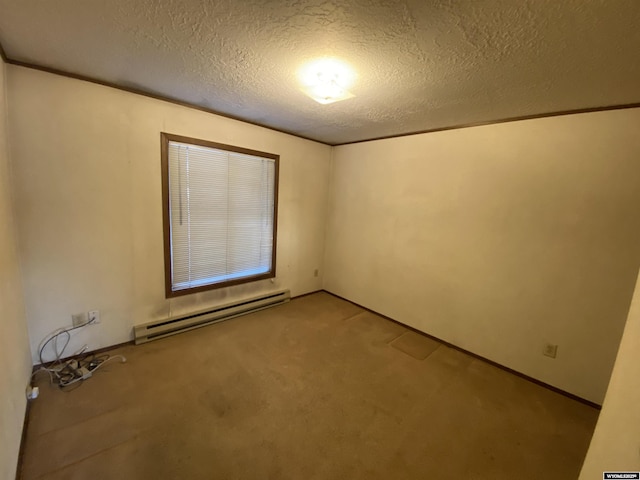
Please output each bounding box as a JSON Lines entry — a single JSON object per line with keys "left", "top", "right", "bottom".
{"left": 88, "top": 310, "right": 100, "bottom": 324}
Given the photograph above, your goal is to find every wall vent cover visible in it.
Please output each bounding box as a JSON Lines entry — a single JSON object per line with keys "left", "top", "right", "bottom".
{"left": 134, "top": 289, "right": 290, "bottom": 344}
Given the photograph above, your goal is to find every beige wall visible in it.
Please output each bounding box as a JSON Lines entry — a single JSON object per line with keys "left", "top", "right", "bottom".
{"left": 0, "top": 60, "right": 32, "bottom": 480}
{"left": 579, "top": 268, "right": 640, "bottom": 477}
{"left": 325, "top": 109, "right": 640, "bottom": 404}
{"left": 7, "top": 66, "right": 332, "bottom": 365}
{"left": 6, "top": 64, "right": 640, "bottom": 469}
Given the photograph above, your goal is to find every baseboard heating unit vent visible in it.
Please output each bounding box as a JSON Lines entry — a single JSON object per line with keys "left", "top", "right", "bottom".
{"left": 134, "top": 289, "right": 290, "bottom": 345}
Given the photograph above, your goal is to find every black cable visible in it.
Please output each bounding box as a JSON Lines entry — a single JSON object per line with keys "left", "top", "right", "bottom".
{"left": 38, "top": 320, "right": 93, "bottom": 366}
{"left": 77, "top": 353, "right": 108, "bottom": 372}
{"left": 60, "top": 380, "right": 83, "bottom": 392}
{"left": 39, "top": 330, "right": 67, "bottom": 366}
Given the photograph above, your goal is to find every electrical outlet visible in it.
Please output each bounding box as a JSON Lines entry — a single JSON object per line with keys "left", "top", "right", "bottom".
{"left": 314, "top": 269, "right": 319, "bottom": 277}
{"left": 72, "top": 312, "right": 88, "bottom": 327}
{"left": 543, "top": 343, "right": 558, "bottom": 359}
{"left": 88, "top": 310, "right": 100, "bottom": 324}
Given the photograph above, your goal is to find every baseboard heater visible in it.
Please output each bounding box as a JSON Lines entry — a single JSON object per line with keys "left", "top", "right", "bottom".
{"left": 134, "top": 289, "right": 290, "bottom": 345}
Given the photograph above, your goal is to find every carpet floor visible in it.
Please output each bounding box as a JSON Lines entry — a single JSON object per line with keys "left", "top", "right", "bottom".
{"left": 21, "top": 292, "right": 598, "bottom": 479}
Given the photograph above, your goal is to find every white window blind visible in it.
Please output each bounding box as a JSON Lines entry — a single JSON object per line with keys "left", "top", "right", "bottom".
{"left": 167, "top": 140, "right": 276, "bottom": 292}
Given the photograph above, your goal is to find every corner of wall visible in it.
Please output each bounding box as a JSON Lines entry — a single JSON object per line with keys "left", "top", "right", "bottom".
{"left": 579, "top": 268, "right": 640, "bottom": 477}
{"left": 320, "top": 144, "right": 336, "bottom": 290}
{"left": 0, "top": 56, "right": 33, "bottom": 480}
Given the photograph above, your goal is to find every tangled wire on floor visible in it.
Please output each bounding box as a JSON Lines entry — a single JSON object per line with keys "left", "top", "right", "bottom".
{"left": 32, "top": 319, "right": 126, "bottom": 390}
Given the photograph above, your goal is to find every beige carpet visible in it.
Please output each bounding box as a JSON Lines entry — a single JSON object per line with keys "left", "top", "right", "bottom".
{"left": 21, "top": 292, "right": 598, "bottom": 479}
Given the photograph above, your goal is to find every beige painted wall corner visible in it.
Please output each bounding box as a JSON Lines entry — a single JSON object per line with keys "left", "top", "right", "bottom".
{"left": 579, "top": 268, "right": 640, "bottom": 477}
{"left": 0, "top": 58, "right": 32, "bottom": 480}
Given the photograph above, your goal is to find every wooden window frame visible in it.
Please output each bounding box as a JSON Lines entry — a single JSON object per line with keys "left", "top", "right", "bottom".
{"left": 160, "top": 132, "right": 279, "bottom": 298}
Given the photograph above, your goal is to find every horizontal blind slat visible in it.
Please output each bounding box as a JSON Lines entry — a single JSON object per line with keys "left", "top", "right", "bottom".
{"left": 167, "top": 140, "right": 275, "bottom": 291}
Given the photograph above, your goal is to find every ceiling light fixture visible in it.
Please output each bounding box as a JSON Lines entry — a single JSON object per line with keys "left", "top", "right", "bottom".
{"left": 298, "top": 58, "right": 356, "bottom": 105}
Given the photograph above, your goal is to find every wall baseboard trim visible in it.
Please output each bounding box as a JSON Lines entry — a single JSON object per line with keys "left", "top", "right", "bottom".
{"left": 20, "top": 341, "right": 133, "bottom": 478}
{"left": 0, "top": 42, "right": 7, "bottom": 64}
{"left": 15, "top": 399, "right": 31, "bottom": 480}
{"left": 322, "top": 289, "right": 602, "bottom": 410}
{"left": 291, "top": 289, "right": 324, "bottom": 300}
{"left": 32, "top": 340, "right": 135, "bottom": 372}
{"left": 32, "top": 291, "right": 320, "bottom": 371}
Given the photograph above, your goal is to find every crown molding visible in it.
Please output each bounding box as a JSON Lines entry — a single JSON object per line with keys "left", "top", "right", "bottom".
{"left": 7, "top": 58, "right": 329, "bottom": 146}
{"left": 335, "top": 103, "right": 640, "bottom": 146}
{"left": 4, "top": 53, "right": 640, "bottom": 147}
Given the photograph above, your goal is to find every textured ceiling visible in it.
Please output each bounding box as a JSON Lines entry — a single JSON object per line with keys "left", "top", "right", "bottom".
{"left": 0, "top": 0, "right": 639, "bottom": 145}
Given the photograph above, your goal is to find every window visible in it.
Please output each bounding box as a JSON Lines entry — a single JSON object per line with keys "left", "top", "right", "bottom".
{"left": 160, "top": 133, "right": 279, "bottom": 297}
